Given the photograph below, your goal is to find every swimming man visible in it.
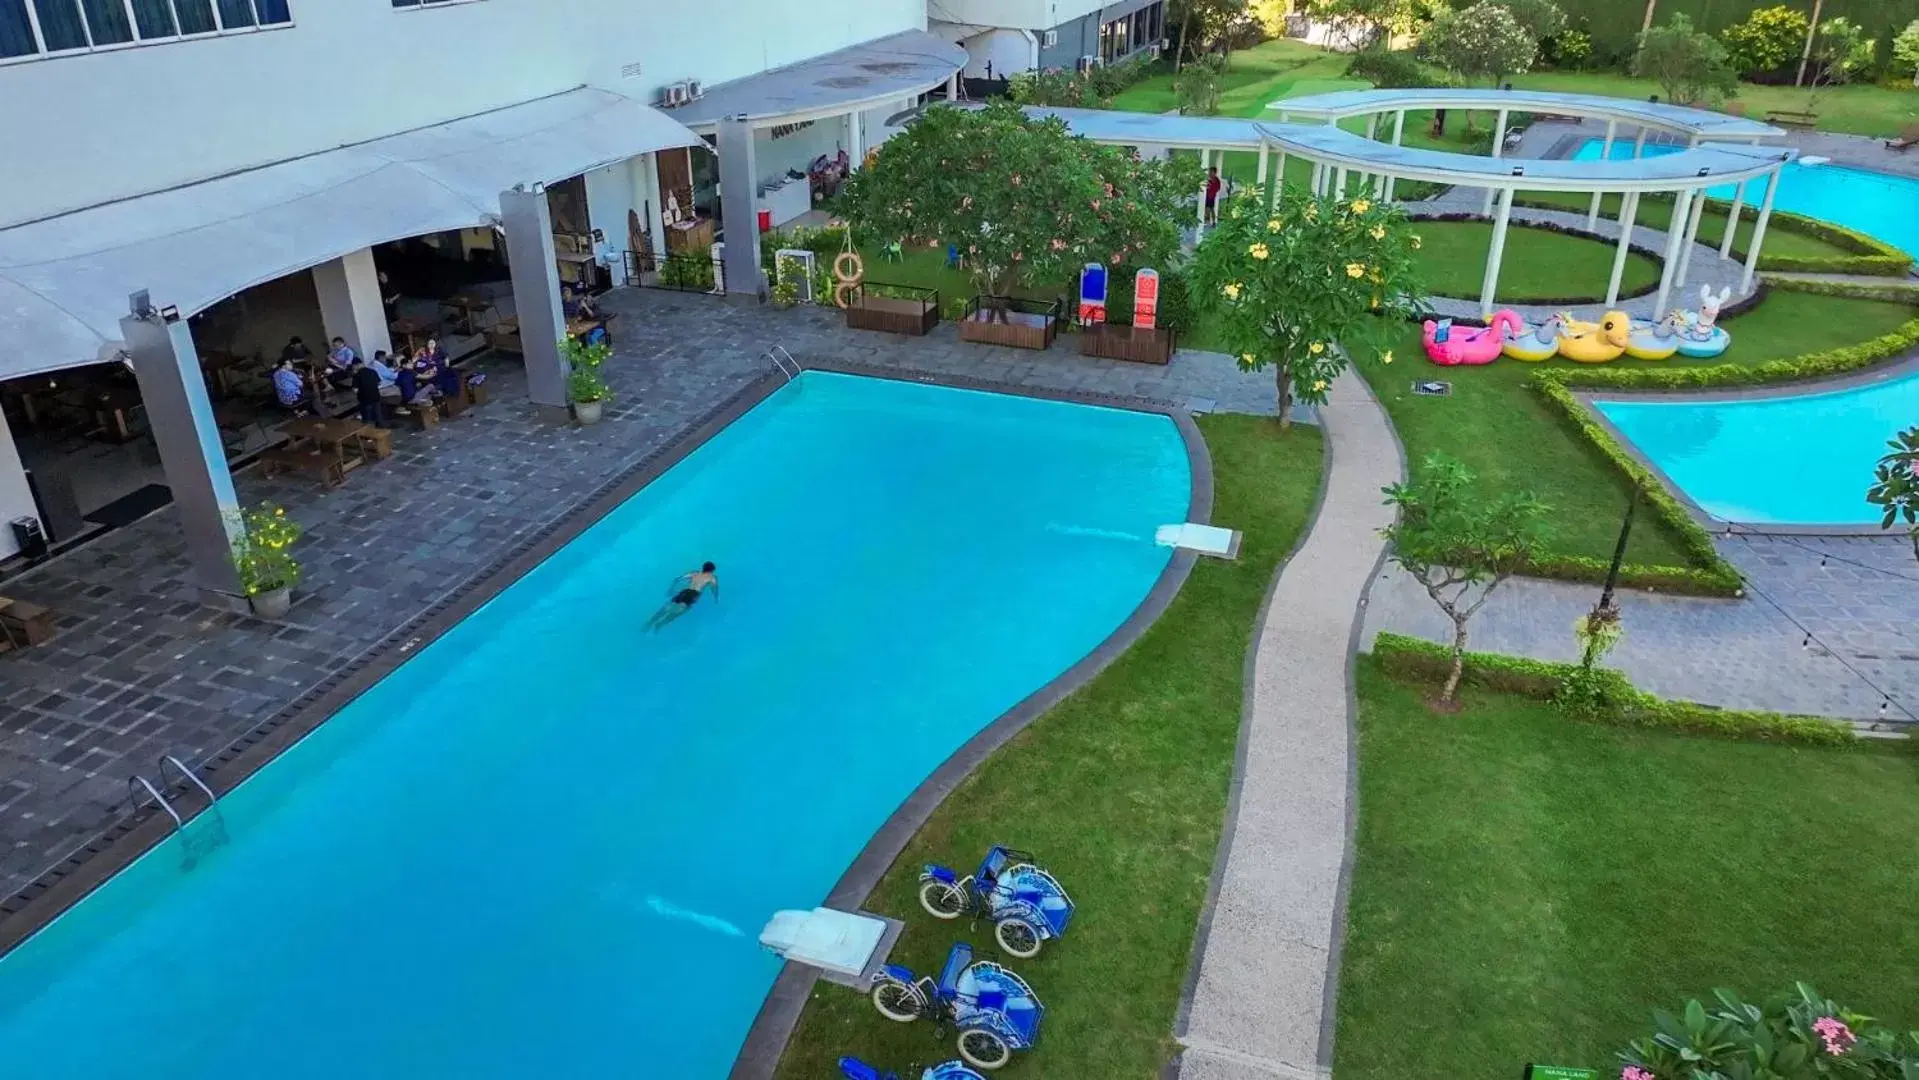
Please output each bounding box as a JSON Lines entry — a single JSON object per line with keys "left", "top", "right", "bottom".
{"left": 646, "top": 561, "right": 719, "bottom": 631}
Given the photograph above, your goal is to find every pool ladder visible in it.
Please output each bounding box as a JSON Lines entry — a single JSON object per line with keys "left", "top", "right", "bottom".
{"left": 764, "top": 345, "right": 802, "bottom": 381}
{"left": 127, "top": 753, "right": 229, "bottom": 869}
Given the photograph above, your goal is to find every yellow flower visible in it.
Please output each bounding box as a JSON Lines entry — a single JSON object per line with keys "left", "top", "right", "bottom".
{"left": 1303, "top": 204, "right": 1318, "bottom": 222}
{"left": 1312, "top": 379, "right": 1329, "bottom": 392}
{"left": 1381, "top": 350, "right": 1394, "bottom": 365}
{"left": 1369, "top": 225, "right": 1385, "bottom": 240}
{"left": 1410, "top": 234, "right": 1422, "bottom": 249}
{"left": 1240, "top": 352, "right": 1257, "bottom": 364}
{"left": 1266, "top": 217, "right": 1283, "bottom": 232}
{"left": 1249, "top": 242, "right": 1270, "bottom": 260}
{"left": 1345, "top": 262, "right": 1366, "bottom": 279}
{"left": 1222, "top": 282, "right": 1242, "bottom": 300}
{"left": 1348, "top": 198, "right": 1371, "bottom": 214}
{"left": 1309, "top": 341, "right": 1326, "bottom": 355}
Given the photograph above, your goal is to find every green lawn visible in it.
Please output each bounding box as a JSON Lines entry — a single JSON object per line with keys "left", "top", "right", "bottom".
{"left": 1362, "top": 290, "right": 1919, "bottom": 568}
{"left": 1335, "top": 660, "right": 1919, "bottom": 1080}
{"left": 1515, "top": 190, "right": 1864, "bottom": 262}
{"left": 775, "top": 416, "right": 1324, "bottom": 1079}
{"left": 1412, "top": 220, "right": 1662, "bottom": 301}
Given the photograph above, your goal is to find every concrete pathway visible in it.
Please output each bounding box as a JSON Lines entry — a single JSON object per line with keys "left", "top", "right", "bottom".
{"left": 1176, "top": 368, "right": 1402, "bottom": 1079}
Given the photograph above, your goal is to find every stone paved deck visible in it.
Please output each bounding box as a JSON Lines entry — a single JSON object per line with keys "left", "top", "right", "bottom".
{"left": 1362, "top": 531, "right": 1919, "bottom": 725}
{"left": 0, "top": 289, "right": 1280, "bottom": 899}
{"left": 1176, "top": 368, "right": 1400, "bottom": 1080}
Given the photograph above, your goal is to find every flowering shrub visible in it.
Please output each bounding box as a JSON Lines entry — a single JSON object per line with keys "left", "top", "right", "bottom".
{"left": 1617, "top": 984, "right": 1919, "bottom": 1079}
{"left": 230, "top": 503, "right": 303, "bottom": 596}
{"left": 835, "top": 101, "right": 1198, "bottom": 306}
{"left": 1418, "top": 2, "right": 1539, "bottom": 86}
{"left": 1721, "top": 4, "right": 1810, "bottom": 76}
{"left": 1187, "top": 184, "right": 1425, "bottom": 424}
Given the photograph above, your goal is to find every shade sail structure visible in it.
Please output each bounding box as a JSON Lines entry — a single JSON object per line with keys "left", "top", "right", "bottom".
{"left": 1010, "top": 106, "right": 1268, "bottom": 151}
{"left": 1258, "top": 122, "right": 1795, "bottom": 191}
{"left": 0, "top": 87, "right": 702, "bottom": 379}
{"left": 668, "top": 29, "right": 966, "bottom": 130}
{"left": 1269, "top": 88, "right": 1786, "bottom": 141}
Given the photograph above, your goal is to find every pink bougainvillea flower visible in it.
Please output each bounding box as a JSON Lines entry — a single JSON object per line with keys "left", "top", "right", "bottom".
{"left": 1813, "top": 1016, "right": 1855, "bottom": 1056}
{"left": 1090, "top": 198, "right": 1101, "bottom": 210}
{"left": 1621, "top": 1068, "right": 1654, "bottom": 1080}
{"left": 1051, "top": 238, "right": 1067, "bottom": 250}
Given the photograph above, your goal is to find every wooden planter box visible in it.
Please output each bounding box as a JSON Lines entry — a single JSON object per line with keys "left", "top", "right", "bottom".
{"left": 845, "top": 283, "right": 940, "bottom": 336}
{"left": 1078, "top": 322, "right": 1177, "bottom": 365}
{"left": 957, "top": 296, "right": 1060, "bottom": 351}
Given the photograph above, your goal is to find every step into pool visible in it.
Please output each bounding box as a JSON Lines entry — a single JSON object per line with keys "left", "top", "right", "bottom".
{"left": 0, "top": 372, "right": 1193, "bottom": 1078}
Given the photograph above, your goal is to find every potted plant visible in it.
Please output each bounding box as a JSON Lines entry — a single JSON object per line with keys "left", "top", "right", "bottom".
{"left": 562, "top": 336, "right": 613, "bottom": 425}
{"left": 230, "top": 502, "right": 303, "bottom": 619}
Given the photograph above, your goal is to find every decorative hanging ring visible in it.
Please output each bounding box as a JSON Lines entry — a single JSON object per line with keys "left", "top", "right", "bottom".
{"left": 833, "top": 251, "right": 864, "bottom": 285}
{"left": 833, "top": 282, "right": 858, "bottom": 310}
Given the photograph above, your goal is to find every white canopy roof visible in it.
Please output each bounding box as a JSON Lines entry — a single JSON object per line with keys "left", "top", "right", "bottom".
{"left": 0, "top": 87, "right": 702, "bottom": 379}
{"left": 669, "top": 29, "right": 966, "bottom": 131}
{"left": 1270, "top": 88, "right": 1787, "bottom": 141}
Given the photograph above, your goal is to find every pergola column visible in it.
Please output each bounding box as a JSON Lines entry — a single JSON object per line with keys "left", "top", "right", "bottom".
{"left": 1740, "top": 168, "right": 1780, "bottom": 292}
{"left": 1675, "top": 185, "right": 1709, "bottom": 286}
{"left": 1605, "top": 190, "right": 1642, "bottom": 306}
{"left": 1633, "top": 127, "right": 1647, "bottom": 158}
{"left": 1334, "top": 166, "right": 1347, "bottom": 200}
{"left": 1271, "top": 151, "right": 1286, "bottom": 207}
{"left": 1653, "top": 186, "right": 1696, "bottom": 317}
{"left": 311, "top": 247, "right": 392, "bottom": 363}
{"left": 1586, "top": 118, "right": 1617, "bottom": 230}
{"left": 1482, "top": 106, "right": 1509, "bottom": 216}
{"left": 1197, "top": 146, "right": 1211, "bottom": 235}
{"left": 1310, "top": 161, "right": 1325, "bottom": 196}
{"left": 1479, "top": 186, "right": 1515, "bottom": 318}
{"left": 121, "top": 300, "right": 245, "bottom": 608}
{"left": 1362, "top": 116, "right": 1378, "bottom": 195}
{"left": 1719, "top": 137, "right": 1762, "bottom": 259}
{"left": 1383, "top": 109, "right": 1405, "bottom": 202}
{"left": 1256, "top": 141, "right": 1269, "bottom": 191}
{"left": 500, "top": 186, "right": 572, "bottom": 418}
{"left": 716, "top": 116, "right": 767, "bottom": 302}
{"left": 848, "top": 109, "right": 864, "bottom": 165}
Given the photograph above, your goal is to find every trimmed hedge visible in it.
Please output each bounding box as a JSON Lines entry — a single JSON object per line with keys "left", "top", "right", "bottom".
{"left": 1369, "top": 631, "right": 1859, "bottom": 746}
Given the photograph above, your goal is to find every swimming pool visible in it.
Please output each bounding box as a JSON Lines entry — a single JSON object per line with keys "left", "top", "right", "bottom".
{"left": 0, "top": 372, "right": 1193, "bottom": 1078}
{"left": 1572, "top": 137, "right": 1919, "bottom": 259}
{"left": 1595, "top": 370, "right": 1919, "bottom": 525}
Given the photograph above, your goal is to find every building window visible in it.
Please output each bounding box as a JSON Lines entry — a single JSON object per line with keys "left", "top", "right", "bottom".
{"left": 0, "top": 0, "right": 288, "bottom": 60}
{"left": 1040, "top": 28, "right": 1056, "bottom": 49}
{"left": 390, "top": 0, "right": 478, "bottom": 7}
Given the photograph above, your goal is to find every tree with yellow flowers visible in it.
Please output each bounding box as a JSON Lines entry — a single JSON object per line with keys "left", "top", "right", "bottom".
{"left": 1188, "top": 184, "right": 1427, "bottom": 427}
{"left": 229, "top": 502, "right": 304, "bottom": 597}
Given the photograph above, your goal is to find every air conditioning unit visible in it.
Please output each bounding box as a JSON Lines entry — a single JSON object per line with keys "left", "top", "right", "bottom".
{"left": 1077, "top": 54, "right": 1101, "bottom": 72}
{"left": 685, "top": 79, "right": 703, "bottom": 100}
{"left": 660, "top": 82, "right": 690, "bottom": 107}
{"left": 1148, "top": 44, "right": 1161, "bottom": 59}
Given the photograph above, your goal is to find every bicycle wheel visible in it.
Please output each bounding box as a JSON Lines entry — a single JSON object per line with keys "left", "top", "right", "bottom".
{"left": 870, "top": 978, "right": 925, "bottom": 1023}
{"left": 994, "top": 918, "right": 1042, "bottom": 959}
{"left": 918, "top": 880, "right": 968, "bottom": 920}
{"left": 957, "top": 1028, "right": 1012, "bottom": 1070}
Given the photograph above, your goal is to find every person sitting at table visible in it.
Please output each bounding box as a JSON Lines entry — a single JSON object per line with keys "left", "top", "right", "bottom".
{"left": 417, "top": 337, "right": 463, "bottom": 400}
{"left": 391, "top": 347, "right": 429, "bottom": 410}
{"left": 324, "top": 337, "right": 358, "bottom": 390}
{"left": 271, "top": 357, "right": 310, "bottom": 415}
{"left": 367, "top": 350, "right": 399, "bottom": 388}
{"left": 565, "top": 286, "right": 599, "bottom": 321}
{"left": 349, "top": 358, "right": 385, "bottom": 429}
{"left": 280, "top": 336, "right": 312, "bottom": 365}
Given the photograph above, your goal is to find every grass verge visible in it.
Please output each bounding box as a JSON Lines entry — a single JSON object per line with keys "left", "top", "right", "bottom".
{"left": 1411, "top": 219, "right": 1661, "bottom": 302}
{"left": 1333, "top": 656, "right": 1919, "bottom": 1080}
{"left": 774, "top": 415, "right": 1325, "bottom": 1079}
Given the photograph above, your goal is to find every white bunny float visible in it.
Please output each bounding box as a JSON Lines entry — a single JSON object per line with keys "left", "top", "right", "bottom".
{"left": 1676, "top": 284, "right": 1733, "bottom": 358}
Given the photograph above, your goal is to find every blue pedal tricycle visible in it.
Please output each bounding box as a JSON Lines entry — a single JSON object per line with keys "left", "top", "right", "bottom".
{"left": 918, "top": 845, "right": 1075, "bottom": 958}
{"left": 838, "top": 1056, "right": 986, "bottom": 1080}
{"left": 869, "top": 941, "right": 1044, "bottom": 1070}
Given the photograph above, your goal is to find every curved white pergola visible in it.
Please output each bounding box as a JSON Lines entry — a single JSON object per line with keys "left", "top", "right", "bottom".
{"left": 1010, "top": 90, "right": 1798, "bottom": 319}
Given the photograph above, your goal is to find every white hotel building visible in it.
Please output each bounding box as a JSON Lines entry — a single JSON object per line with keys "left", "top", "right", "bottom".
{"left": 0, "top": 0, "right": 962, "bottom": 596}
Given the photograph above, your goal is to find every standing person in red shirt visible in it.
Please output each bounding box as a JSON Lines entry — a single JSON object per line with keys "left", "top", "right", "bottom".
{"left": 1204, "top": 166, "right": 1222, "bottom": 225}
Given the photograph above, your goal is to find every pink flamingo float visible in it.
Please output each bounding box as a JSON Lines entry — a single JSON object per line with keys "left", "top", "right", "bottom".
{"left": 1421, "top": 310, "right": 1524, "bottom": 366}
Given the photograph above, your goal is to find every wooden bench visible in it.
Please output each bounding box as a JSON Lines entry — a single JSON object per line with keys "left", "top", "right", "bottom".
{"left": 353, "top": 427, "right": 393, "bottom": 460}
{"left": 258, "top": 446, "right": 346, "bottom": 489}
{"left": 1765, "top": 110, "right": 1819, "bottom": 130}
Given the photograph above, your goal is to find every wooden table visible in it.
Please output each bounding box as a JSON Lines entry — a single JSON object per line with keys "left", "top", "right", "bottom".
{"left": 486, "top": 313, "right": 619, "bottom": 350}
{"left": 278, "top": 417, "right": 376, "bottom": 472}
{"left": 199, "top": 350, "right": 255, "bottom": 398}
{"left": 389, "top": 315, "right": 439, "bottom": 351}
{"left": 439, "top": 291, "right": 495, "bottom": 336}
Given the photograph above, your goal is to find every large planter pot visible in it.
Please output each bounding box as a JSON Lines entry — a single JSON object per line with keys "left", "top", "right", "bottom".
{"left": 249, "top": 586, "right": 292, "bottom": 620}
{"left": 574, "top": 400, "right": 605, "bottom": 425}
{"left": 1078, "top": 323, "right": 1177, "bottom": 364}
{"left": 957, "top": 295, "right": 1060, "bottom": 352}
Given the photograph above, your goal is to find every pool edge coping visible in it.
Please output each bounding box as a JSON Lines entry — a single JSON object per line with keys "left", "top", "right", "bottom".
{"left": 726, "top": 363, "right": 1214, "bottom": 1080}
{"left": 1575, "top": 347, "right": 1919, "bottom": 538}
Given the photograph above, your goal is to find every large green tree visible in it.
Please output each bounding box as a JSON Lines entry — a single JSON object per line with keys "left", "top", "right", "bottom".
{"left": 1633, "top": 13, "right": 1738, "bottom": 106}
{"left": 1187, "top": 184, "right": 1426, "bottom": 425}
{"left": 1418, "top": 2, "right": 1540, "bottom": 87}
{"left": 834, "top": 102, "right": 1199, "bottom": 313}
{"left": 1721, "top": 4, "right": 1811, "bottom": 76}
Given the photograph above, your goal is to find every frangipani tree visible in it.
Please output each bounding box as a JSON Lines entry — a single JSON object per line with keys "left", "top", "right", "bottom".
{"left": 1867, "top": 425, "right": 1919, "bottom": 563}
{"left": 1188, "top": 184, "right": 1426, "bottom": 426}
{"left": 834, "top": 102, "right": 1200, "bottom": 316}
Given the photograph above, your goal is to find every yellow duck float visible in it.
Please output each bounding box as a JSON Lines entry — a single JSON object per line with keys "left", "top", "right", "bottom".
{"left": 1555, "top": 310, "right": 1632, "bottom": 363}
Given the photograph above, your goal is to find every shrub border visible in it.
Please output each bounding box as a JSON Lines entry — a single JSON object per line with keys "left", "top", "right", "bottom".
{"left": 1369, "top": 631, "right": 1859, "bottom": 746}
{"left": 1511, "top": 194, "right": 1914, "bottom": 277}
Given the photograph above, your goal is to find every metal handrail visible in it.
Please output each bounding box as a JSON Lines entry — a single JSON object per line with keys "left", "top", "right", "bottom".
{"left": 157, "top": 754, "right": 217, "bottom": 808}
{"left": 127, "top": 775, "right": 184, "bottom": 832}
{"left": 765, "top": 345, "right": 801, "bottom": 380}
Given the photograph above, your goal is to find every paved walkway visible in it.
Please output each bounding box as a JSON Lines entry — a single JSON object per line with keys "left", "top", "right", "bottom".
{"left": 1177, "top": 368, "right": 1401, "bottom": 1080}
{"left": 1362, "top": 531, "right": 1919, "bottom": 725}
{"left": 0, "top": 290, "right": 1279, "bottom": 900}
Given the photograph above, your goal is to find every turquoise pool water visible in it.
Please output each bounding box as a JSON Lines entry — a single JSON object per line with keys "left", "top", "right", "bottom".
{"left": 0, "top": 372, "right": 1191, "bottom": 1078}
{"left": 1595, "top": 371, "right": 1919, "bottom": 524}
{"left": 1573, "top": 137, "right": 1919, "bottom": 259}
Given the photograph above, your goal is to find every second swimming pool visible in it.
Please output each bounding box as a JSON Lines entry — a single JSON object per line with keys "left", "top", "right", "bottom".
{"left": 0, "top": 372, "right": 1194, "bottom": 1078}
